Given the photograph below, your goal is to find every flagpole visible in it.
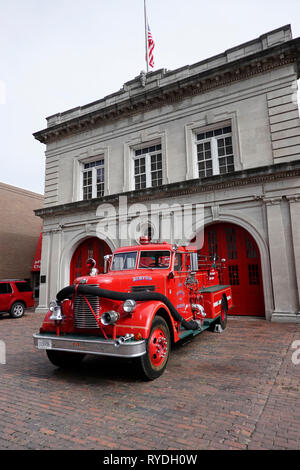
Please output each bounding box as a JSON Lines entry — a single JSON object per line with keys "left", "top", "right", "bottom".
{"left": 144, "top": 0, "right": 149, "bottom": 73}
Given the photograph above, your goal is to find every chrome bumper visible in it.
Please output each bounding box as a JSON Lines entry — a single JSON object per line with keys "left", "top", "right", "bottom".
{"left": 33, "top": 333, "right": 146, "bottom": 358}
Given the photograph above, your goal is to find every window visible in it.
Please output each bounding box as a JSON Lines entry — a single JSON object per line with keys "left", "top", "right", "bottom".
{"left": 229, "top": 265, "right": 239, "bottom": 285}
{"left": 87, "top": 242, "right": 94, "bottom": 260}
{"left": 0, "top": 283, "right": 12, "bottom": 294}
{"left": 246, "top": 237, "right": 257, "bottom": 259}
{"left": 208, "top": 229, "right": 218, "bottom": 260}
{"left": 82, "top": 159, "right": 105, "bottom": 200}
{"left": 248, "top": 264, "right": 260, "bottom": 285}
{"left": 226, "top": 227, "right": 237, "bottom": 260}
{"left": 133, "top": 144, "right": 162, "bottom": 190}
{"left": 15, "top": 282, "right": 32, "bottom": 292}
{"left": 174, "top": 253, "right": 183, "bottom": 271}
{"left": 196, "top": 125, "right": 234, "bottom": 178}
{"left": 138, "top": 251, "right": 170, "bottom": 269}
{"left": 111, "top": 252, "right": 137, "bottom": 271}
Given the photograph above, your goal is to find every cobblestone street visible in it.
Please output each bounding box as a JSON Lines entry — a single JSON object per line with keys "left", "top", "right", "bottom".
{"left": 0, "top": 309, "right": 300, "bottom": 450}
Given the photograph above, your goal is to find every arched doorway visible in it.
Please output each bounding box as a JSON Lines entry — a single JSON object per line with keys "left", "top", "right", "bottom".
{"left": 70, "top": 237, "right": 112, "bottom": 282}
{"left": 200, "top": 222, "right": 265, "bottom": 316}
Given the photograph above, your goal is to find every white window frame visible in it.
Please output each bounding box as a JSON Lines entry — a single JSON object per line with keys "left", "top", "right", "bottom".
{"left": 131, "top": 142, "right": 163, "bottom": 190}
{"left": 185, "top": 114, "right": 241, "bottom": 181}
{"left": 81, "top": 157, "right": 105, "bottom": 200}
{"left": 195, "top": 124, "right": 234, "bottom": 178}
{"left": 123, "top": 133, "right": 168, "bottom": 192}
{"left": 73, "top": 146, "right": 109, "bottom": 203}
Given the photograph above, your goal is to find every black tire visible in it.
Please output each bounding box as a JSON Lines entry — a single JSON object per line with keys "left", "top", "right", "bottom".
{"left": 208, "top": 297, "right": 228, "bottom": 331}
{"left": 46, "top": 350, "right": 85, "bottom": 368}
{"left": 135, "top": 315, "right": 170, "bottom": 381}
{"left": 10, "top": 302, "right": 25, "bottom": 318}
{"left": 218, "top": 297, "right": 228, "bottom": 330}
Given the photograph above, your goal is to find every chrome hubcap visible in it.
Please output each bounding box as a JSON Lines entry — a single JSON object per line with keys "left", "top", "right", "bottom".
{"left": 14, "top": 305, "right": 23, "bottom": 316}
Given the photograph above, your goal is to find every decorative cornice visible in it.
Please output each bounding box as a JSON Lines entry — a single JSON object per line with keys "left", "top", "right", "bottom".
{"left": 264, "top": 197, "right": 283, "bottom": 206}
{"left": 35, "top": 160, "right": 300, "bottom": 219}
{"left": 33, "top": 38, "right": 300, "bottom": 145}
{"left": 286, "top": 195, "right": 300, "bottom": 203}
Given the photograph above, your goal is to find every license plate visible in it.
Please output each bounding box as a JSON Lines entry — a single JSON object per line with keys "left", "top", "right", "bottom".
{"left": 37, "top": 339, "right": 52, "bottom": 350}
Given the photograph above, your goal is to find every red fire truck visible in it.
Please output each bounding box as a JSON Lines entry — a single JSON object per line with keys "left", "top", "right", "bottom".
{"left": 33, "top": 238, "right": 232, "bottom": 380}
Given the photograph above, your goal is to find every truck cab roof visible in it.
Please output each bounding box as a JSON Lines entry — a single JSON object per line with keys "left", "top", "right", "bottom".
{"left": 113, "top": 241, "right": 197, "bottom": 254}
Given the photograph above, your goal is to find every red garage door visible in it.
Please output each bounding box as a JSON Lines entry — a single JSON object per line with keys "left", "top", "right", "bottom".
{"left": 70, "top": 237, "right": 111, "bottom": 283}
{"left": 200, "top": 223, "right": 265, "bottom": 316}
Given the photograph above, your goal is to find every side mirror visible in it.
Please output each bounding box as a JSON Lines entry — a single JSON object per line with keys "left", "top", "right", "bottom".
{"left": 104, "top": 254, "right": 112, "bottom": 273}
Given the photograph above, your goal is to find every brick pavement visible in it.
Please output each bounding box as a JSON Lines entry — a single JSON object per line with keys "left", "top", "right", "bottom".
{"left": 0, "top": 309, "right": 300, "bottom": 450}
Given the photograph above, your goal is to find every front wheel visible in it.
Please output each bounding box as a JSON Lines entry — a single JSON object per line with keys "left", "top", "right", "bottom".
{"left": 135, "top": 315, "right": 170, "bottom": 381}
{"left": 46, "top": 350, "right": 85, "bottom": 368}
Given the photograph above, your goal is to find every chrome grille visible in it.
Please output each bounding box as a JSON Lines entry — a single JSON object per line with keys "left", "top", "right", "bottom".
{"left": 74, "top": 286, "right": 100, "bottom": 329}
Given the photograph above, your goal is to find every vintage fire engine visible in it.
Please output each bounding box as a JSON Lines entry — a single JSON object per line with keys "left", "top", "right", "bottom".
{"left": 33, "top": 238, "right": 232, "bottom": 380}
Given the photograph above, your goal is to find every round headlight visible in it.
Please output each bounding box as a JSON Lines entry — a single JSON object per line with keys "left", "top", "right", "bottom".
{"left": 123, "top": 299, "right": 136, "bottom": 313}
{"left": 49, "top": 300, "right": 57, "bottom": 312}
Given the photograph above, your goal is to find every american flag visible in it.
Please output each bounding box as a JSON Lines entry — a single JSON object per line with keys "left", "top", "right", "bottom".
{"left": 147, "top": 24, "right": 155, "bottom": 68}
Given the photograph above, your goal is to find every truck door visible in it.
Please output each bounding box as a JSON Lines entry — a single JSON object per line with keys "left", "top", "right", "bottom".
{"left": 168, "top": 253, "right": 191, "bottom": 319}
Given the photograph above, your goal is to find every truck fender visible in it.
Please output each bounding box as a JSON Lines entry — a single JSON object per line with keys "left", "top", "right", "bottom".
{"left": 133, "top": 300, "right": 178, "bottom": 342}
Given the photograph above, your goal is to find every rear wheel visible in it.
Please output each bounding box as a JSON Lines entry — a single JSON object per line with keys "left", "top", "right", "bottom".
{"left": 46, "top": 350, "right": 85, "bottom": 368}
{"left": 135, "top": 315, "right": 170, "bottom": 381}
{"left": 10, "top": 302, "right": 25, "bottom": 318}
{"left": 215, "top": 297, "right": 228, "bottom": 330}
{"left": 208, "top": 297, "right": 228, "bottom": 331}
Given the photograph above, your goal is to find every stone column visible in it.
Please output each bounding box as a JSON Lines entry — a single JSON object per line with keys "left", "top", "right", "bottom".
{"left": 287, "top": 196, "right": 300, "bottom": 314}
{"left": 266, "top": 197, "right": 299, "bottom": 322}
{"left": 35, "top": 230, "right": 52, "bottom": 314}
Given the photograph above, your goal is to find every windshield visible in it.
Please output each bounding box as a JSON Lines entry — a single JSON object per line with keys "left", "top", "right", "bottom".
{"left": 110, "top": 252, "right": 137, "bottom": 271}
{"left": 138, "top": 251, "right": 171, "bottom": 269}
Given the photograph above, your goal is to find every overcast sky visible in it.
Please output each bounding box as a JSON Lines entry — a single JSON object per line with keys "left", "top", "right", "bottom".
{"left": 1, "top": 0, "right": 300, "bottom": 195}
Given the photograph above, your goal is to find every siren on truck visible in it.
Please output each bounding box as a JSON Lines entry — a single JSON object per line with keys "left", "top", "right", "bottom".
{"left": 139, "top": 236, "right": 151, "bottom": 245}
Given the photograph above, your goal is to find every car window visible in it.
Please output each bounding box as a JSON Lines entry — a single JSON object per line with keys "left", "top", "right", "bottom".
{"left": 15, "top": 282, "right": 32, "bottom": 292}
{"left": 138, "top": 251, "right": 171, "bottom": 269}
{"left": 0, "top": 283, "right": 12, "bottom": 294}
{"left": 174, "top": 253, "right": 183, "bottom": 271}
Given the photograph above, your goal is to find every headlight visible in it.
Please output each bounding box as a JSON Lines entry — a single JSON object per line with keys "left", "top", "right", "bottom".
{"left": 123, "top": 299, "right": 136, "bottom": 313}
{"left": 49, "top": 300, "right": 58, "bottom": 312}
{"left": 49, "top": 300, "right": 63, "bottom": 321}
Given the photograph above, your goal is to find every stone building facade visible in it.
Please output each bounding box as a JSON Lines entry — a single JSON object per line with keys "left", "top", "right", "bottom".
{"left": 34, "top": 25, "right": 300, "bottom": 322}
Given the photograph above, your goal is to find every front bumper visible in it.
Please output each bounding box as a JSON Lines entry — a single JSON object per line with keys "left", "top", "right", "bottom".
{"left": 33, "top": 333, "right": 146, "bottom": 358}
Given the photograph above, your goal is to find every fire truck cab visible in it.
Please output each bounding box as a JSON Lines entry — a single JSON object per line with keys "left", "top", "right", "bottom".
{"left": 33, "top": 238, "right": 232, "bottom": 380}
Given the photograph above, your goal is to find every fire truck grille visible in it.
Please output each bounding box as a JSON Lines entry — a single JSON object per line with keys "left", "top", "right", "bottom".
{"left": 74, "top": 290, "right": 100, "bottom": 329}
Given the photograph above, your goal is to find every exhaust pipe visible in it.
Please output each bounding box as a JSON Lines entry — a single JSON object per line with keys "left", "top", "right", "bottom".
{"left": 114, "top": 333, "right": 134, "bottom": 348}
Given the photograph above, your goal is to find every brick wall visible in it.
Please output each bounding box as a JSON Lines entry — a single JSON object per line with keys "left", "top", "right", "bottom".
{"left": 0, "top": 182, "right": 44, "bottom": 280}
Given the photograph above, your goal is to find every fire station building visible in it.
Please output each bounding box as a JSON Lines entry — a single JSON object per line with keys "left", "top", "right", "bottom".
{"left": 34, "top": 25, "right": 300, "bottom": 322}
